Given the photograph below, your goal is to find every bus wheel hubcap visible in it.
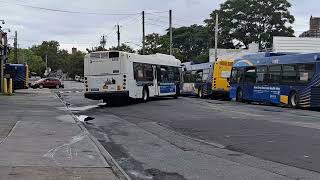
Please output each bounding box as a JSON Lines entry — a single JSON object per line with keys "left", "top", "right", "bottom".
{"left": 237, "top": 90, "right": 242, "bottom": 101}
{"left": 291, "top": 94, "right": 297, "bottom": 106}
{"left": 143, "top": 90, "right": 147, "bottom": 100}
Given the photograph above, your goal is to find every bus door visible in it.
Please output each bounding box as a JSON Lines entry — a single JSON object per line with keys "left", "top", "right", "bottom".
{"left": 253, "top": 66, "right": 270, "bottom": 102}
{"left": 153, "top": 65, "right": 159, "bottom": 96}
{"left": 267, "top": 65, "right": 282, "bottom": 104}
{"left": 242, "top": 67, "right": 256, "bottom": 100}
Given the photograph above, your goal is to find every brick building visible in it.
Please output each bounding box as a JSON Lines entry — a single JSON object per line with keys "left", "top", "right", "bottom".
{"left": 300, "top": 16, "right": 320, "bottom": 38}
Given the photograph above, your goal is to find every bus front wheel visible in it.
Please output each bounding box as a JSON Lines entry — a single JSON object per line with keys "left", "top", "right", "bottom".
{"left": 236, "top": 88, "right": 243, "bottom": 102}
{"left": 174, "top": 85, "right": 180, "bottom": 99}
{"left": 289, "top": 92, "right": 299, "bottom": 108}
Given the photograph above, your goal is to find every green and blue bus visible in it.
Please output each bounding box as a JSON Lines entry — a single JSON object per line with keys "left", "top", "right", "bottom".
{"left": 229, "top": 52, "right": 320, "bottom": 108}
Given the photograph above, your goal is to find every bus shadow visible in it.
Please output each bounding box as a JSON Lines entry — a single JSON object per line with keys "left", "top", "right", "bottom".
{"left": 99, "top": 96, "right": 179, "bottom": 108}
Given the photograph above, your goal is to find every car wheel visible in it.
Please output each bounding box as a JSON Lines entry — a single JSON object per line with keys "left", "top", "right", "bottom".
{"left": 39, "top": 84, "right": 44, "bottom": 89}
{"left": 289, "top": 92, "right": 299, "bottom": 108}
{"left": 236, "top": 88, "right": 243, "bottom": 102}
{"left": 142, "top": 87, "right": 149, "bottom": 102}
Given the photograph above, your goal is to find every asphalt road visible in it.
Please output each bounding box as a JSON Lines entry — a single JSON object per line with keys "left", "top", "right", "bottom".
{"left": 58, "top": 81, "right": 320, "bottom": 180}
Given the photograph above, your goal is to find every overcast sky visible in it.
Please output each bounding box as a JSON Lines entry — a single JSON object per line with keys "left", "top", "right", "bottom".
{"left": 0, "top": 0, "right": 317, "bottom": 52}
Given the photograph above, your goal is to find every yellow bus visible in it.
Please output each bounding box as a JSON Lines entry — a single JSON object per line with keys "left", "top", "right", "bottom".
{"left": 180, "top": 60, "right": 233, "bottom": 99}
{"left": 212, "top": 60, "right": 234, "bottom": 98}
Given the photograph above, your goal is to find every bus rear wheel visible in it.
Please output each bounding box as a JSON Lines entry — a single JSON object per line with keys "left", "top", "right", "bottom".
{"left": 236, "top": 88, "right": 243, "bottom": 102}
{"left": 142, "top": 87, "right": 149, "bottom": 102}
{"left": 198, "top": 88, "right": 204, "bottom": 99}
{"left": 289, "top": 92, "right": 299, "bottom": 108}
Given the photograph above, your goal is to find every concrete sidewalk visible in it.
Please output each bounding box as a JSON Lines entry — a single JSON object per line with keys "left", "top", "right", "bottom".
{"left": 0, "top": 89, "right": 119, "bottom": 180}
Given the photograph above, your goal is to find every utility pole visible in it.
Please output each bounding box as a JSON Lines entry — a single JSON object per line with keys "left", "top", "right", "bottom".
{"left": 0, "top": 31, "right": 4, "bottom": 93}
{"left": 142, "top": 11, "right": 145, "bottom": 55}
{"left": 45, "top": 54, "right": 48, "bottom": 70}
{"left": 14, "top": 31, "right": 18, "bottom": 64}
{"left": 0, "top": 26, "right": 8, "bottom": 93}
{"left": 214, "top": 13, "right": 219, "bottom": 61}
{"left": 169, "top": 10, "right": 173, "bottom": 55}
{"left": 100, "top": 35, "right": 106, "bottom": 50}
{"left": 117, "top": 24, "right": 120, "bottom": 50}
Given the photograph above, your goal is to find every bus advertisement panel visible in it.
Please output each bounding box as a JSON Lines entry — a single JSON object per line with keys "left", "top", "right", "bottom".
{"left": 229, "top": 52, "right": 320, "bottom": 108}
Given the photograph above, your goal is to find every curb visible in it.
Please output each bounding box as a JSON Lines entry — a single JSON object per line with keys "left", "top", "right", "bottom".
{"left": 55, "top": 92, "right": 132, "bottom": 180}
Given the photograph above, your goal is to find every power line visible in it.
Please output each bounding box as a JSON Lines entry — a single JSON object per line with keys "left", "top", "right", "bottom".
{"left": 0, "top": 1, "right": 140, "bottom": 16}
{"left": 120, "top": 14, "right": 142, "bottom": 27}
{"left": 146, "top": 23, "right": 168, "bottom": 28}
{"left": 146, "top": 17, "right": 186, "bottom": 27}
{"left": 147, "top": 12, "right": 202, "bottom": 25}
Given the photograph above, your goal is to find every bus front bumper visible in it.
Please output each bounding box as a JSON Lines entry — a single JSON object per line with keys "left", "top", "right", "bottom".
{"left": 84, "top": 91, "right": 129, "bottom": 100}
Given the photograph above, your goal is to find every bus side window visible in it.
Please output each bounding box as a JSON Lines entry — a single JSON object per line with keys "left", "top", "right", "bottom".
{"left": 202, "top": 69, "right": 210, "bottom": 82}
{"left": 256, "top": 66, "right": 268, "bottom": 84}
{"left": 160, "top": 67, "right": 168, "bottom": 82}
{"left": 297, "top": 63, "right": 316, "bottom": 83}
{"left": 244, "top": 68, "right": 256, "bottom": 84}
{"left": 282, "top": 65, "right": 297, "bottom": 84}
{"left": 133, "top": 63, "right": 153, "bottom": 82}
{"left": 269, "top": 65, "right": 282, "bottom": 84}
{"left": 230, "top": 68, "right": 242, "bottom": 84}
{"left": 195, "top": 70, "right": 203, "bottom": 82}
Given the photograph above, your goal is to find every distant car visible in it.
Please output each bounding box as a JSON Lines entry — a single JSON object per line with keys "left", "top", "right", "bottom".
{"left": 31, "top": 78, "right": 64, "bottom": 89}
{"left": 28, "top": 76, "right": 41, "bottom": 88}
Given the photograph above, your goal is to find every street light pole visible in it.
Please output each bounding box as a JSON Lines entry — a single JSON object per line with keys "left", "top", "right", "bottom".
{"left": 0, "top": 25, "right": 7, "bottom": 93}
{"left": 169, "top": 10, "right": 173, "bottom": 55}
{"left": 214, "top": 13, "right": 219, "bottom": 61}
{"left": 14, "top": 31, "right": 18, "bottom": 63}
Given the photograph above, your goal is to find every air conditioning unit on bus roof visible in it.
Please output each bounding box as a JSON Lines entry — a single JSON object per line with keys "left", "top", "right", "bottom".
{"left": 273, "top": 36, "right": 320, "bottom": 53}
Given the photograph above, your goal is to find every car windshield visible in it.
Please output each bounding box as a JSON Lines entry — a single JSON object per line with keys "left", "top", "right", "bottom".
{"left": 2, "top": 1, "right": 320, "bottom": 180}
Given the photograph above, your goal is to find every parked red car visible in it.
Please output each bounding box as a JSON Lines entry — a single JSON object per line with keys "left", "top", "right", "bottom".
{"left": 31, "top": 78, "right": 64, "bottom": 89}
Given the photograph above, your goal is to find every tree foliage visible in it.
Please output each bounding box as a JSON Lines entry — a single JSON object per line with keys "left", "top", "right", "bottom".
{"left": 205, "top": 0, "right": 295, "bottom": 49}
{"left": 65, "top": 51, "right": 85, "bottom": 78}
{"left": 8, "top": 40, "right": 85, "bottom": 77}
{"left": 108, "top": 43, "right": 135, "bottom": 53}
{"left": 8, "top": 49, "right": 45, "bottom": 75}
{"left": 30, "top": 41, "right": 62, "bottom": 71}
{"left": 140, "top": 26, "right": 209, "bottom": 63}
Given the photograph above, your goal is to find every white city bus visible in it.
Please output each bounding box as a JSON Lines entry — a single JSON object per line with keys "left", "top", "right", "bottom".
{"left": 84, "top": 51, "right": 181, "bottom": 103}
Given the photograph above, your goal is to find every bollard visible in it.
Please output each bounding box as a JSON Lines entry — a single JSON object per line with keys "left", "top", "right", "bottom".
{"left": 3, "top": 78, "right": 7, "bottom": 95}
{"left": 8, "top": 78, "right": 13, "bottom": 96}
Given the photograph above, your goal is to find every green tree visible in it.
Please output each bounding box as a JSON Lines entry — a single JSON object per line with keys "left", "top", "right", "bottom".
{"left": 170, "top": 25, "right": 209, "bottom": 62}
{"left": 65, "top": 51, "right": 85, "bottom": 78}
{"left": 8, "top": 49, "right": 45, "bottom": 75}
{"left": 205, "top": 0, "right": 295, "bottom": 49}
{"left": 139, "top": 28, "right": 209, "bottom": 63}
{"left": 109, "top": 43, "right": 135, "bottom": 53}
{"left": 30, "top": 41, "right": 62, "bottom": 71}
{"left": 138, "top": 33, "right": 169, "bottom": 55}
